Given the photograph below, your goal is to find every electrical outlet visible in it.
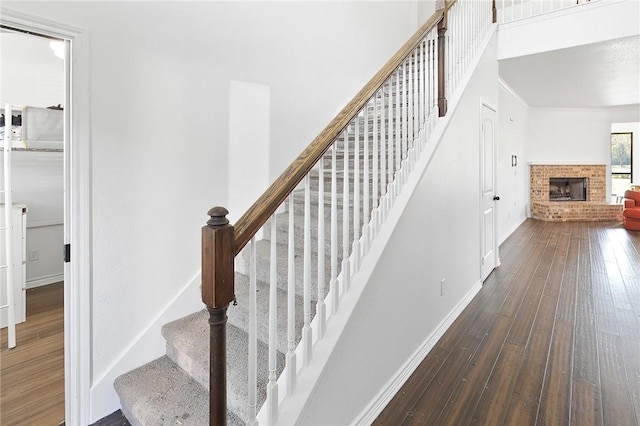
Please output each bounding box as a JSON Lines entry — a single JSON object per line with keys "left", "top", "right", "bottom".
{"left": 29, "top": 249, "right": 40, "bottom": 261}
{"left": 441, "top": 278, "right": 446, "bottom": 296}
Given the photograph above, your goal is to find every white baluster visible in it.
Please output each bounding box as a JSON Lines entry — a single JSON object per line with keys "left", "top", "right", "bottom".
{"left": 267, "top": 215, "right": 278, "bottom": 424}
{"left": 286, "top": 195, "right": 296, "bottom": 393}
{"left": 427, "top": 38, "right": 433, "bottom": 137}
{"left": 457, "top": 5, "right": 462, "bottom": 89}
{"left": 388, "top": 78, "right": 394, "bottom": 204}
{"left": 464, "top": 2, "right": 469, "bottom": 72}
{"left": 247, "top": 237, "right": 258, "bottom": 426}
{"left": 395, "top": 67, "right": 403, "bottom": 187}
{"left": 380, "top": 84, "right": 387, "bottom": 210}
{"left": 518, "top": 0, "right": 523, "bottom": 20}
{"left": 414, "top": 47, "right": 419, "bottom": 140}
{"left": 362, "top": 105, "right": 370, "bottom": 255}
{"left": 446, "top": 29, "right": 451, "bottom": 102}
{"left": 402, "top": 62, "right": 408, "bottom": 164}
{"left": 316, "top": 158, "right": 326, "bottom": 338}
{"left": 457, "top": 6, "right": 462, "bottom": 92}
{"left": 330, "top": 144, "right": 339, "bottom": 314}
{"left": 352, "top": 113, "right": 361, "bottom": 272}
{"left": 342, "top": 130, "right": 351, "bottom": 292}
{"left": 421, "top": 40, "right": 426, "bottom": 142}
{"left": 408, "top": 51, "right": 414, "bottom": 150}
{"left": 432, "top": 35, "right": 436, "bottom": 121}
{"left": 372, "top": 91, "right": 379, "bottom": 237}
{"left": 303, "top": 175, "right": 312, "bottom": 365}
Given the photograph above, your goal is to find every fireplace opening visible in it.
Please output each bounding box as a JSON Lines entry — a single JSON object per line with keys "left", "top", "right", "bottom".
{"left": 549, "top": 177, "right": 587, "bottom": 201}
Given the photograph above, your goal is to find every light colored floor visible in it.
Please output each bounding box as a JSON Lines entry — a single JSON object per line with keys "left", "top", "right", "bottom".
{"left": 1, "top": 282, "right": 65, "bottom": 426}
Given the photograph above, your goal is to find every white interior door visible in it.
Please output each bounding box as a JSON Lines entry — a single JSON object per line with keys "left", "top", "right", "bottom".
{"left": 480, "top": 103, "right": 498, "bottom": 281}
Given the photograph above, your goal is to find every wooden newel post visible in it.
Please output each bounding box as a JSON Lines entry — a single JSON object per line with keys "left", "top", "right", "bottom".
{"left": 202, "top": 206, "right": 235, "bottom": 426}
{"left": 492, "top": 0, "right": 497, "bottom": 23}
{"left": 437, "top": 11, "right": 448, "bottom": 117}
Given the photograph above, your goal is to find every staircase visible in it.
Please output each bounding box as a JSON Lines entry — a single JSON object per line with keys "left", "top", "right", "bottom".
{"left": 114, "top": 95, "right": 402, "bottom": 426}
{"left": 114, "top": 1, "right": 495, "bottom": 424}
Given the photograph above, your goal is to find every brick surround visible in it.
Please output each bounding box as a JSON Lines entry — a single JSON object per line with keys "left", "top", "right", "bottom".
{"left": 529, "top": 164, "right": 622, "bottom": 222}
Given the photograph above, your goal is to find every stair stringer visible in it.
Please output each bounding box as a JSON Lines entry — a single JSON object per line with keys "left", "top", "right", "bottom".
{"left": 268, "top": 24, "right": 497, "bottom": 426}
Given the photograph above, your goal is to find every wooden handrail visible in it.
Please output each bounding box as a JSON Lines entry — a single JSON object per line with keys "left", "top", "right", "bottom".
{"left": 232, "top": 8, "right": 448, "bottom": 255}
{"left": 202, "top": 5, "right": 460, "bottom": 423}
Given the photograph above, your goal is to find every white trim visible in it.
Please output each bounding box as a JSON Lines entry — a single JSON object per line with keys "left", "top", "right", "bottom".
{"left": 26, "top": 220, "right": 63, "bottom": 229}
{"left": 0, "top": 8, "right": 92, "bottom": 426}
{"left": 26, "top": 273, "right": 64, "bottom": 289}
{"left": 353, "top": 280, "right": 483, "bottom": 425}
{"left": 498, "top": 77, "right": 529, "bottom": 109}
{"left": 499, "top": 216, "right": 527, "bottom": 246}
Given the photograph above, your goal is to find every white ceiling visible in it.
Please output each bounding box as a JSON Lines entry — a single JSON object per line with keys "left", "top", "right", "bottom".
{"left": 499, "top": 35, "right": 640, "bottom": 108}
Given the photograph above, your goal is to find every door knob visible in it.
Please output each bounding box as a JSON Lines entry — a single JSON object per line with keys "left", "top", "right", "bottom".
{"left": 493, "top": 196, "right": 500, "bottom": 201}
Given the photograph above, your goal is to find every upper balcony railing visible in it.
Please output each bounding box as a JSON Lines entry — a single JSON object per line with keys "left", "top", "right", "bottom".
{"left": 496, "top": 0, "right": 600, "bottom": 24}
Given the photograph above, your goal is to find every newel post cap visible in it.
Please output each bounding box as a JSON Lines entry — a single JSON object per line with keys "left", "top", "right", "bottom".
{"left": 207, "top": 206, "right": 230, "bottom": 227}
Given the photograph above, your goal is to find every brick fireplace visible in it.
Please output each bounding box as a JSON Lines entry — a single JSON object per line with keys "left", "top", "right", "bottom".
{"left": 529, "top": 164, "right": 622, "bottom": 222}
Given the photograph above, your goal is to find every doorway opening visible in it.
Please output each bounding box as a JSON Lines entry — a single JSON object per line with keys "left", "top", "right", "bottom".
{"left": 1, "top": 26, "right": 66, "bottom": 425}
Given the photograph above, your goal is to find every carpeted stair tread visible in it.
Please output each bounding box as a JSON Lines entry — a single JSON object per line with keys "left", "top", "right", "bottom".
{"left": 114, "top": 355, "right": 244, "bottom": 426}
{"left": 161, "top": 316, "right": 284, "bottom": 423}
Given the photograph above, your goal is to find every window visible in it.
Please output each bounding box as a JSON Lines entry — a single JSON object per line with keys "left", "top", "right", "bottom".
{"left": 611, "top": 132, "right": 632, "bottom": 197}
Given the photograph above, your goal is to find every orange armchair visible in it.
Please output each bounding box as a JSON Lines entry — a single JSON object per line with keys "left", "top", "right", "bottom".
{"left": 623, "top": 190, "right": 640, "bottom": 231}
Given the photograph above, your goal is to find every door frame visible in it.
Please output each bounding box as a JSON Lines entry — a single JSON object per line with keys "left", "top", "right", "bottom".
{"left": 479, "top": 99, "right": 499, "bottom": 281}
{"left": 0, "top": 8, "right": 92, "bottom": 425}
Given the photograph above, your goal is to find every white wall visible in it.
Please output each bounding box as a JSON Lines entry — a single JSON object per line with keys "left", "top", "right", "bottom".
{"left": 497, "top": 81, "right": 529, "bottom": 244}
{"left": 526, "top": 105, "right": 640, "bottom": 200}
{"left": 3, "top": 1, "right": 422, "bottom": 421}
{"left": 228, "top": 81, "right": 270, "bottom": 223}
{"left": 0, "top": 32, "right": 65, "bottom": 287}
{"left": 11, "top": 151, "right": 64, "bottom": 287}
{"left": 417, "top": 0, "right": 437, "bottom": 26}
{"left": 297, "top": 32, "right": 499, "bottom": 425}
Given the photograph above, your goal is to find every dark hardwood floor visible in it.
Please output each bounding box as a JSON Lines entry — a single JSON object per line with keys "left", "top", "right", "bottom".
{"left": 3, "top": 221, "right": 638, "bottom": 425}
{"left": 375, "top": 219, "right": 640, "bottom": 426}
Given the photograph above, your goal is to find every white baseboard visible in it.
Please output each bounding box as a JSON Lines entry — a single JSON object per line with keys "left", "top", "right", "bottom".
{"left": 499, "top": 215, "right": 527, "bottom": 246}
{"left": 26, "top": 273, "right": 64, "bottom": 289}
{"left": 353, "top": 279, "right": 483, "bottom": 425}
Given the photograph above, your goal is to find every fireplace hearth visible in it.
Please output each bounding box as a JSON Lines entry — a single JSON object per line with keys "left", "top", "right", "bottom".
{"left": 530, "top": 164, "right": 622, "bottom": 222}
